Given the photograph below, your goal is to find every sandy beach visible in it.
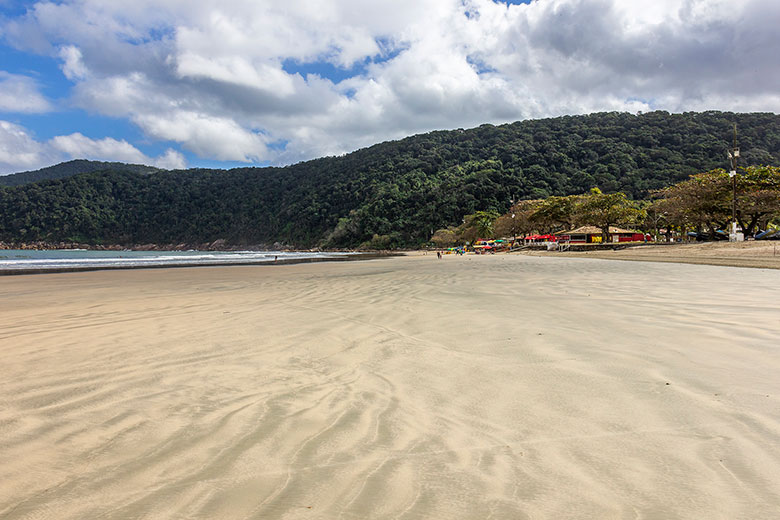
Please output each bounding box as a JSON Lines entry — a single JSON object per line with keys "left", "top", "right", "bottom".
{"left": 528, "top": 240, "right": 780, "bottom": 270}
{"left": 2, "top": 254, "right": 780, "bottom": 519}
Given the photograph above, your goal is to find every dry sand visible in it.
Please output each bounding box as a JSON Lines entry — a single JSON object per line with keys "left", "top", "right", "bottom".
{"left": 1, "top": 255, "right": 779, "bottom": 519}
{"left": 529, "top": 240, "right": 780, "bottom": 270}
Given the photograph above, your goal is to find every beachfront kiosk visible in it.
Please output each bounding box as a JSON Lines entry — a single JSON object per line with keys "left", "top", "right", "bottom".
{"left": 557, "top": 226, "right": 646, "bottom": 244}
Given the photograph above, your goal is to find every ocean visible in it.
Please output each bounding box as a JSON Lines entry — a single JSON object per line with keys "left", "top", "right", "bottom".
{"left": 0, "top": 249, "right": 354, "bottom": 272}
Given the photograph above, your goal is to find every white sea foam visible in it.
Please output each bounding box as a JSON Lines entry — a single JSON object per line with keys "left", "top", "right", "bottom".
{"left": 0, "top": 249, "right": 351, "bottom": 270}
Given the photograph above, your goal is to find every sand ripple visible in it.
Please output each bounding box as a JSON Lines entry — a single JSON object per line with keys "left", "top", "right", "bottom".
{"left": 1, "top": 256, "right": 780, "bottom": 518}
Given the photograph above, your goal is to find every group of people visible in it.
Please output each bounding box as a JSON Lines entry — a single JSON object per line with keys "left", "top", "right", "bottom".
{"left": 436, "top": 248, "right": 465, "bottom": 259}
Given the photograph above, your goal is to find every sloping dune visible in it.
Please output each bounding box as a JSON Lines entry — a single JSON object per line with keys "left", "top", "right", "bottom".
{"left": 1, "top": 255, "right": 779, "bottom": 518}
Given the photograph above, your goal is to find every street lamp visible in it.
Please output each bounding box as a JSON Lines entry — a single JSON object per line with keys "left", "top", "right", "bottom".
{"left": 509, "top": 198, "right": 516, "bottom": 245}
{"left": 727, "top": 123, "right": 741, "bottom": 241}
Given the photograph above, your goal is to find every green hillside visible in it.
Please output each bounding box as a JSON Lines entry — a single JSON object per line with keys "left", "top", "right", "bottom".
{"left": 1, "top": 111, "right": 779, "bottom": 248}
{"left": 0, "top": 159, "right": 161, "bottom": 187}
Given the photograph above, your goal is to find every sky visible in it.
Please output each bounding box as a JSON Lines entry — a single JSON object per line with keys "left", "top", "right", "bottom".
{"left": 1, "top": 0, "right": 779, "bottom": 175}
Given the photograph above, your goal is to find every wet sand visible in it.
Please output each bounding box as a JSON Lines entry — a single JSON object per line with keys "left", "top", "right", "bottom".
{"left": 1, "top": 255, "right": 780, "bottom": 518}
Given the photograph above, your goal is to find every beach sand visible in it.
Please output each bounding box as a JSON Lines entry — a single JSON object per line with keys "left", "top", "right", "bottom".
{"left": 1, "top": 255, "right": 779, "bottom": 519}
{"left": 528, "top": 240, "right": 780, "bottom": 270}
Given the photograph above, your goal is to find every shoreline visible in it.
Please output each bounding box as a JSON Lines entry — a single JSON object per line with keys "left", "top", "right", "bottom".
{"left": 0, "top": 251, "right": 395, "bottom": 276}
{"left": 6, "top": 241, "right": 778, "bottom": 275}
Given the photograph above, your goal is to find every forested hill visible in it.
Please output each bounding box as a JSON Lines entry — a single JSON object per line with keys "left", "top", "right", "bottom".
{"left": 0, "top": 159, "right": 160, "bottom": 187}
{"left": 1, "top": 111, "right": 779, "bottom": 248}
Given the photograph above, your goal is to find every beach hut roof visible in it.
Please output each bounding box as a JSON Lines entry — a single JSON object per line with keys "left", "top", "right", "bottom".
{"left": 561, "top": 225, "right": 637, "bottom": 235}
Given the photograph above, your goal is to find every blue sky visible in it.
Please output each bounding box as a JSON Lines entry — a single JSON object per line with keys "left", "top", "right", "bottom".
{"left": 1, "top": 0, "right": 779, "bottom": 174}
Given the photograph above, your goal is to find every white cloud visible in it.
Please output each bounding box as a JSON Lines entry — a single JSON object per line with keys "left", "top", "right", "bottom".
{"left": 152, "top": 148, "right": 187, "bottom": 170}
{"left": 0, "top": 120, "right": 59, "bottom": 172}
{"left": 58, "top": 45, "right": 88, "bottom": 80}
{"left": 0, "top": 120, "right": 186, "bottom": 175}
{"left": 2, "top": 0, "right": 780, "bottom": 166}
{"left": 50, "top": 133, "right": 155, "bottom": 163}
{"left": 175, "top": 54, "right": 295, "bottom": 95}
{"left": 133, "top": 111, "right": 269, "bottom": 162}
{"left": 0, "top": 72, "right": 52, "bottom": 113}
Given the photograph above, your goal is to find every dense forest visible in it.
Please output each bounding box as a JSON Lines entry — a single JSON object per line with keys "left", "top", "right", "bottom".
{"left": 1, "top": 111, "right": 779, "bottom": 248}
{"left": 0, "top": 160, "right": 160, "bottom": 188}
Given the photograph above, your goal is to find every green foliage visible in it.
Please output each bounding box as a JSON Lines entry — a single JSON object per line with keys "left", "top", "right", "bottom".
{"left": 493, "top": 199, "right": 541, "bottom": 238}
{"left": 489, "top": 189, "right": 643, "bottom": 241}
{"left": 654, "top": 166, "right": 780, "bottom": 237}
{"left": 531, "top": 195, "right": 581, "bottom": 231}
{"left": 0, "top": 160, "right": 160, "bottom": 187}
{"left": 2, "top": 111, "right": 780, "bottom": 248}
{"left": 471, "top": 210, "right": 501, "bottom": 239}
{"left": 574, "top": 188, "right": 644, "bottom": 239}
{"left": 430, "top": 227, "right": 459, "bottom": 247}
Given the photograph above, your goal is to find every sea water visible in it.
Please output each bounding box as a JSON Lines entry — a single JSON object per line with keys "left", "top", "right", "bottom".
{"left": 0, "top": 249, "right": 353, "bottom": 272}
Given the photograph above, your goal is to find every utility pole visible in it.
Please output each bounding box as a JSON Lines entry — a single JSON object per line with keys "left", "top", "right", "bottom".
{"left": 509, "top": 197, "right": 516, "bottom": 245}
{"left": 727, "top": 123, "right": 741, "bottom": 241}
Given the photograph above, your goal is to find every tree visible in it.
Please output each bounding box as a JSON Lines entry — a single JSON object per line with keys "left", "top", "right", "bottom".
{"left": 654, "top": 171, "right": 729, "bottom": 239}
{"left": 456, "top": 211, "right": 500, "bottom": 243}
{"left": 472, "top": 210, "right": 500, "bottom": 239}
{"left": 3, "top": 112, "right": 780, "bottom": 248}
{"left": 430, "top": 227, "right": 458, "bottom": 247}
{"left": 530, "top": 195, "right": 581, "bottom": 232}
{"left": 735, "top": 165, "right": 780, "bottom": 236}
{"left": 654, "top": 166, "right": 780, "bottom": 238}
{"left": 493, "top": 200, "right": 541, "bottom": 239}
{"left": 640, "top": 199, "right": 669, "bottom": 240}
{"left": 575, "top": 188, "right": 643, "bottom": 242}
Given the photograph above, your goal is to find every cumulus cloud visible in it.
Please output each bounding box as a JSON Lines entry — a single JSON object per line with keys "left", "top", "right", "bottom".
{"left": 2, "top": 0, "right": 780, "bottom": 166}
{"left": 0, "top": 120, "right": 59, "bottom": 172}
{"left": 133, "top": 111, "right": 269, "bottom": 162}
{"left": 0, "top": 120, "right": 185, "bottom": 174}
{"left": 58, "top": 45, "right": 89, "bottom": 80}
{"left": 49, "top": 133, "right": 185, "bottom": 169}
{"left": 50, "top": 132, "right": 148, "bottom": 162}
{"left": 0, "top": 72, "right": 52, "bottom": 113}
{"left": 153, "top": 148, "right": 188, "bottom": 170}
